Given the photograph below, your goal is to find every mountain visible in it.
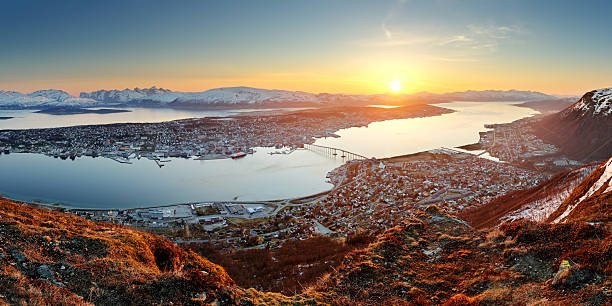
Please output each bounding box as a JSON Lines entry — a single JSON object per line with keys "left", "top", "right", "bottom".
{"left": 534, "top": 88, "right": 612, "bottom": 161}
{"left": 460, "top": 157, "right": 611, "bottom": 228}
{"left": 79, "top": 86, "right": 177, "bottom": 104}
{"left": 80, "top": 86, "right": 556, "bottom": 107}
{"left": 0, "top": 89, "right": 97, "bottom": 109}
{"left": 412, "top": 89, "right": 557, "bottom": 103}
{"left": 1, "top": 86, "right": 557, "bottom": 110}
{"left": 80, "top": 86, "right": 375, "bottom": 107}
{"left": 516, "top": 97, "right": 579, "bottom": 114}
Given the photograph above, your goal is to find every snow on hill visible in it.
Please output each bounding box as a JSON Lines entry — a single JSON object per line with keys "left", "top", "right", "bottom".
{"left": 461, "top": 156, "right": 611, "bottom": 228}
{"left": 548, "top": 156, "right": 612, "bottom": 224}
{"left": 173, "top": 87, "right": 322, "bottom": 105}
{"left": 0, "top": 89, "right": 97, "bottom": 109}
{"left": 79, "top": 86, "right": 323, "bottom": 105}
{"left": 499, "top": 165, "right": 598, "bottom": 224}
{"left": 567, "top": 87, "right": 612, "bottom": 117}
{"left": 79, "top": 86, "right": 557, "bottom": 106}
{"left": 1, "top": 86, "right": 558, "bottom": 109}
{"left": 79, "top": 86, "right": 178, "bottom": 103}
{"left": 535, "top": 88, "right": 612, "bottom": 161}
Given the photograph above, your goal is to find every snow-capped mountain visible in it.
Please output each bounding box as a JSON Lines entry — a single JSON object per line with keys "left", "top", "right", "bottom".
{"left": 2, "top": 86, "right": 558, "bottom": 109}
{"left": 79, "top": 86, "right": 556, "bottom": 107}
{"left": 0, "top": 89, "right": 97, "bottom": 109}
{"left": 564, "top": 88, "right": 612, "bottom": 117}
{"left": 79, "top": 86, "right": 177, "bottom": 104}
{"left": 80, "top": 86, "right": 360, "bottom": 106}
{"left": 172, "top": 87, "right": 322, "bottom": 105}
{"left": 535, "top": 88, "right": 612, "bottom": 161}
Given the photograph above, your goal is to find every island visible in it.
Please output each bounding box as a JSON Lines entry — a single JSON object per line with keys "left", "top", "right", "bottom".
{"left": 34, "top": 107, "right": 131, "bottom": 115}
{"left": 0, "top": 117, "right": 13, "bottom": 120}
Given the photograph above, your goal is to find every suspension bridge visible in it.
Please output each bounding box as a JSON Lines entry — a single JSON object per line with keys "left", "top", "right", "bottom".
{"left": 304, "top": 143, "right": 369, "bottom": 161}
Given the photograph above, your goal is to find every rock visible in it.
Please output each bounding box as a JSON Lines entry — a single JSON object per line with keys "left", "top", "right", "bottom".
{"left": 507, "top": 252, "right": 553, "bottom": 282}
{"left": 552, "top": 265, "right": 600, "bottom": 289}
{"left": 37, "top": 264, "right": 56, "bottom": 281}
{"left": 11, "top": 252, "right": 26, "bottom": 263}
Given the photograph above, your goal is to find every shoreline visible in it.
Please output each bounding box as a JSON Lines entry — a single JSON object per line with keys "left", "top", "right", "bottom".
{"left": 2, "top": 145, "right": 499, "bottom": 212}
{"left": 0, "top": 102, "right": 536, "bottom": 212}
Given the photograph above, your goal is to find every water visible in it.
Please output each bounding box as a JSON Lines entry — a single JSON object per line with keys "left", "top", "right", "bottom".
{"left": 314, "top": 102, "right": 538, "bottom": 158}
{"left": 0, "top": 107, "right": 310, "bottom": 130}
{"left": 0, "top": 148, "right": 342, "bottom": 208}
{"left": 0, "top": 102, "right": 539, "bottom": 208}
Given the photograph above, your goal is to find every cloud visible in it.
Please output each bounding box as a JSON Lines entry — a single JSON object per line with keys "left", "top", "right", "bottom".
{"left": 382, "top": 23, "right": 392, "bottom": 39}
{"left": 437, "top": 24, "right": 525, "bottom": 52}
{"left": 440, "top": 35, "right": 473, "bottom": 45}
{"left": 423, "top": 55, "right": 479, "bottom": 62}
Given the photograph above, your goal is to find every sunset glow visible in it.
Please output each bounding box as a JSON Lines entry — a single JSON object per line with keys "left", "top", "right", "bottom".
{"left": 1, "top": 1, "right": 611, "bottom": 95}
{"left": 389, "top": 79, "right": 401, "bottom": 93}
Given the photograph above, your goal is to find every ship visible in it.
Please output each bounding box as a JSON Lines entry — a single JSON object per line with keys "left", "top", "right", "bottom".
{"left": 230, "top": 152, "right": 247, "bottom": 159}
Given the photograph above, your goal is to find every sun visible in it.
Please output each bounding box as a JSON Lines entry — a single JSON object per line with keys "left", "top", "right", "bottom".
{"left": 389, "top": 79, "right": 401, "bottom": 92}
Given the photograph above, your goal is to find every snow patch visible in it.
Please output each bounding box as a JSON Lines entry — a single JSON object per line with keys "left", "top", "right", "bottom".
{"left": 553, "top": 157, "right": 612, "bottom": 223}
{"left": 572, "top": 88, "right": 612, "bottom": 116}
{"left": 502, "top": 167, "right": 593, "bottom": 223}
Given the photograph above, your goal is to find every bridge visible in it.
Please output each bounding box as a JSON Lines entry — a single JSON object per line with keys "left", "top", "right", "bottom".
{"left": 304, "top": 143, "right": 369, "bottom": 161}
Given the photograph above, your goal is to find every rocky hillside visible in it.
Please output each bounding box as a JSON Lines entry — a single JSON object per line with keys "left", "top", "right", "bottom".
{"left": 534, "top": 88, "right": 612, "bottom": 161}
{"left": 0, "top": 198, "right": 323, "bottom": 305}
{"left": 310, "top": 205, "right": 610, "bottom": 304}
{"left": 1, "top": 159, "right": 610, "bottom": 304}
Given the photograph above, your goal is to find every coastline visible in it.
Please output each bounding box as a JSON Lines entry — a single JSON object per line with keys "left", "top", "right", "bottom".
{"left": 2, "top": 145, "right": 502, "bottom": 212}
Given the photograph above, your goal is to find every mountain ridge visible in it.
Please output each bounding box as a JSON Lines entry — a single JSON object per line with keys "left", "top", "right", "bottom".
{"left": 534, "top": 88, "right": 612, "bottom": 162}
{"left": 1, "top": 86, "right": 557, "bottom": 109}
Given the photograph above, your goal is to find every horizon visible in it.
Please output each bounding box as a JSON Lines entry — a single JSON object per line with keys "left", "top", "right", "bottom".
{"left": 0, "top": 84, "right": 586, "bottom": 98}
{"left": 2, "top": 0, "right": 611, "bottom": 96}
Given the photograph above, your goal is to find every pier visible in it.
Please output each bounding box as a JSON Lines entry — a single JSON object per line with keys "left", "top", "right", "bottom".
{"left": 304, "top": 143, "right": 368, "bottom": 161}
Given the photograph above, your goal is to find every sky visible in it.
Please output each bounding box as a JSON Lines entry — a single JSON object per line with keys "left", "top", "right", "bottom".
{"left": 1, "top": 0, "right": 611, "bottom": 96}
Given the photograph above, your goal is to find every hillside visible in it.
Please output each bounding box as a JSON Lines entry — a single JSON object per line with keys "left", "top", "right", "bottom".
{"left": 461, "top": 156, "right": 611, "bottom": 229}
{"left": 534, "top": 88, "right": 612, "bottom": 162}
{"left": 311, "top": 204, "right": 610, "bottom": 304}
{"left": 1, "top": 158, "right": 610, "bottom": 304}
{"left": 0, "top": 198, "right": 322, "bottom": 305}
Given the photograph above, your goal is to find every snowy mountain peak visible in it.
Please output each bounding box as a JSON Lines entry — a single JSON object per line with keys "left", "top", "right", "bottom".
{"left": 569, "top": 88, "right": 612, "bottom": 117}
{"left": 80, "top": 86, "right": 178, "bottom": 103}
{"left": 0, "top": 89, "right": 97, "bottom": 109}
{"left": 28, "top": 89, "right": 74, "bottom": 102}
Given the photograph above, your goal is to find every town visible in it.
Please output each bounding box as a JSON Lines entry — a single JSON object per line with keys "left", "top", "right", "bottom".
{"left": 34, "top": 148, "right": 548, "bottom": 251}
{"left": 0, "top": 104, "right": 452, "bottom": 164}
{"left": 473, "top": 117, "right": 583, "bottom": 171}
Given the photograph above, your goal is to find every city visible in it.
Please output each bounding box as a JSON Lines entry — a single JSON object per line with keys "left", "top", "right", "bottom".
{"left": 34, "top": 147, "right": 549, "bottom": 251}
{"left": 0, "top": 105, "right": 451, "bottom": 164}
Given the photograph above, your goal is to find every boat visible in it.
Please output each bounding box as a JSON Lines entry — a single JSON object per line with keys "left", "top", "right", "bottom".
{"left": 230, "top": 152, "right": 247, "bottom": 159}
